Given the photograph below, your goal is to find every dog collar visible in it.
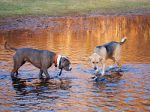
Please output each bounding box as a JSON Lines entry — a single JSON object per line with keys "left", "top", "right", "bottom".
{"left": 57, "top": 55, "right": 62, "bottom": 68}
{"left": 54, "top": 54, "right": 62, "bottom": 68}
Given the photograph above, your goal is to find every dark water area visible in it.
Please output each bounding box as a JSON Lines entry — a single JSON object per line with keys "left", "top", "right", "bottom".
{"left": 0, "top": 14, "right": 150, "bottom": 112}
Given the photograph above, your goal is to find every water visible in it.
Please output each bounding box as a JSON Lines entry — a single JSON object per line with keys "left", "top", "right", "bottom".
{"left": 0, "top": 14, "right": 150, "bottom": 112}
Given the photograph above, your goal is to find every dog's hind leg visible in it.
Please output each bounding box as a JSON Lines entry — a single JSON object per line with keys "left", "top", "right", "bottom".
{"left": 113, "top": 58, "right": 122, "bottom": 69}
{"left": 11, "top": 64, "right": 21, "bottom": 78}
{"left": 11, "top": 68, "right": 18, "bottom": 77}
{"left": 113, "top": 46, "right": 122, "bottom": 68}
{"left": 11, "top": 56, "right": 26, "bottom": 78}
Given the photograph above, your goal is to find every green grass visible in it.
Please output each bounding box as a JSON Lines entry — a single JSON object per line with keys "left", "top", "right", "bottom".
{"left": 0, "top": 0, "right": 150, "bottom": 17}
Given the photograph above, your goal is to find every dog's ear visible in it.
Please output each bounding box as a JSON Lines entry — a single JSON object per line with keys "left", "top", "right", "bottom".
{"left": 66, "top": 56, "right": 70, "bottom": 60}
{"left": 62, "top": 56, "right": 70, "bottom": 60}
{"left": 88, "top": 56, "right": 92, "bottom": 62}
{"left": 98, "top": 56, "right": 102, "bottom": 62}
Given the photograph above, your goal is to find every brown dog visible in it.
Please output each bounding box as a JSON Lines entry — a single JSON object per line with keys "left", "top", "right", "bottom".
{"left": 5, "top": 42, "right": 72, "bottom": 79}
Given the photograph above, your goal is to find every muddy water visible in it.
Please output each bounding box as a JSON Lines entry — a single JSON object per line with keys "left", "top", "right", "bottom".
{"left": 0, "top": 14, "right": 150, "bottom": 112}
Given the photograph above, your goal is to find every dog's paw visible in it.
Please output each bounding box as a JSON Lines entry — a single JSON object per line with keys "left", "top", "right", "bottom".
{"left": 95, "top": 76, "right": 107, "bottom": 82}
{"left": 91, "top": 76, "right": 97, "bottom": 79}
{"left": 55, "top": 75, "right": 62, "bottom": 79}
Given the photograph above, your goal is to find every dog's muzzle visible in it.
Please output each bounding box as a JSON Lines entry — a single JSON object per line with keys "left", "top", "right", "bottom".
{"left": 94, "top": 66, "right": 97, "bottom": 70}
{"left": 68, "top": 67, "right": 72, "bottom": 71}
{"left": 64, "top": 66, "right": 72, "bottom": 71}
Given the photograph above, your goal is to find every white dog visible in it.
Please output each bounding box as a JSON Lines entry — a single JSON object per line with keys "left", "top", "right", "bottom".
{"left": 89, "top": 37, "right": 127, "bottom": 76}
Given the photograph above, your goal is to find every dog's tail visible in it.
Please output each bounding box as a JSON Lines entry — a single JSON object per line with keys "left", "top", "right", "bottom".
{"left": 4, "top": 41, "right": 17, "bottom": 51}
{"left": 120, "top": 37, "right": 127, "bottom": 45}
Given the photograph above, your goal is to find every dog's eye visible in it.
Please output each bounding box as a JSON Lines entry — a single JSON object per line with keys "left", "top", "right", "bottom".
{"left": 92, "top": 62, "right": 98, "bottom": 64}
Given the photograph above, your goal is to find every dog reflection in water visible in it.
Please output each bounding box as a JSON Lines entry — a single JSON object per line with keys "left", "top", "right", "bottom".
{"left": 11, "top": 77, "right": 72, "bottom": 95}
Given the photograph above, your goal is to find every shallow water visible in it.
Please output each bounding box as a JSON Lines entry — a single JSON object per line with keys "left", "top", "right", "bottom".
{"left": 0, "top": 15, "right": 150, "bottom": 112}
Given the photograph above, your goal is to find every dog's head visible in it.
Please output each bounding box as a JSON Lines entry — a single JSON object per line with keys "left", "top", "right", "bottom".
{"left": 59, "top": 56, "right": 72, "bottom": 71}
{"left": 89, "top": 53, "right": 102, "bottom": 70}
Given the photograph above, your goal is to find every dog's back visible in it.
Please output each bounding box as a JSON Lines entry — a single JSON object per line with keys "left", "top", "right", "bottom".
{"left": 15, "top": 48, "right": 55, "bottom": 64}
{"left": 95, "top": 42, "right": 118, "bottom": 58}
{"left": 104, "top": 42, "right": 119, "bottom": 58}
{"left": 4, "top": 41, "right": 55, "bottom": 60}
{"left": 5, "top": 42, "right": 55, "bottom": 68}
{"left": 94, "top": 37, "right": 127, "bottom": 59}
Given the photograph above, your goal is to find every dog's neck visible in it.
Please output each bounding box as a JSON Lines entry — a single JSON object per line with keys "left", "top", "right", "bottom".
{"left": 54, "top": 54, "right": 62, "bottom": 67}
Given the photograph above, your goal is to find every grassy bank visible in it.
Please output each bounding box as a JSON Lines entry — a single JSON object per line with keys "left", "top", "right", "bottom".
{"left": 0, "top": 0, "right": 150, "bottom": 17}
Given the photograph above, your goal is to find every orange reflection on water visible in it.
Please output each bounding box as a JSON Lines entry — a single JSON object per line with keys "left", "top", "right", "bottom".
{"left": 0, "top": 14, "right": 150, "bottom": 65}
{"left": 0, "top": 14, "right": 150, "bottom": 112}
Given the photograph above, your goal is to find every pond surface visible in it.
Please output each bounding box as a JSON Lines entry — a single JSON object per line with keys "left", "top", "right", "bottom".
{"left": 0, "top": 15, "right": 150, "bottom": 112}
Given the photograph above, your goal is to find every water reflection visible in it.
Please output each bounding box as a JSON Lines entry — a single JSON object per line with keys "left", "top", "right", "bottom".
{"left": 9, "top": 76, "right": 72, "bottom": 111}
{"left": 11, "top": 77, "right": 72, "bottom": 96}
{"left": 0, "top": 15, "right": 150, "bottom": 66}
{"left": 0, "top": 14, "right": 150, "bottom": 111}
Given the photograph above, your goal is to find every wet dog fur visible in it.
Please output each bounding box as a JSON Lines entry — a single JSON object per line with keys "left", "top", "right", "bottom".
{"left": 89, "top": 37, "right": 127, "bottom": 76}
{"left": 4, "top": 42, "right": 72, "bottom": 80}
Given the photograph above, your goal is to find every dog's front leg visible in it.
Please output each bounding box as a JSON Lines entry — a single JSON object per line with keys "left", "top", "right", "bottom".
{"left": 39, "top": 70, "right": 43, "bottom": 79}
{"left": 101, "top": 63, "right": 105, "bottom": 76}
{"left": 58, "top": 69, "right": 63, "bottom": 76}
{"left": 95, "top": 67, "right": 99, "bottom": 74}
{"left": 43, "top": 69, "right": 50, "bottom": 80}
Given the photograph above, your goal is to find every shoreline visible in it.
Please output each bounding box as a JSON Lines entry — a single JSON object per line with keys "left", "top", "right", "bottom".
{"left": 0, "top": 9, "right": 150, "bottom": 31}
